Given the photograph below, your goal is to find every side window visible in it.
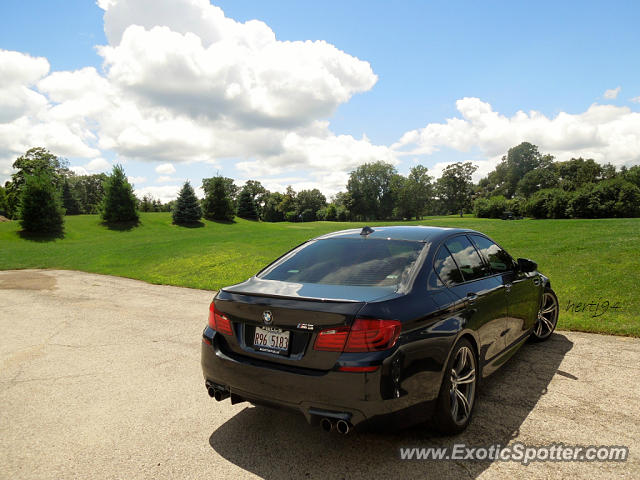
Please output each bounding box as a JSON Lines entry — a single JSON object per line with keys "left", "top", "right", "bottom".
{"left": 470, "top": 235, "right": 514, "bottom": 273}
{"left": 433, "top": 245, "right": 464, "bottom": 286}
{"left": 445, "top": 236, "right": 488, "bottom": 281}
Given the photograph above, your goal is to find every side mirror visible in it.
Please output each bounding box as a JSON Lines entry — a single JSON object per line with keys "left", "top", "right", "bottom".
{"left": 517, "top": 258, "right": 538, "bottom": 273}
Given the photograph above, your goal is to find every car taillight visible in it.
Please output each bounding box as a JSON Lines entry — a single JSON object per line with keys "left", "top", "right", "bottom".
{"left": 345, "top": 319, "right": 402, "bottom": 352}
{"left": 313, "top": 326, "right": 350, "bottom": 351}
{"left": 208, "top": 302, "right": 233, "bottom": 336}
{"left": 313, "top": 319, "right": 401, "bottom": 353}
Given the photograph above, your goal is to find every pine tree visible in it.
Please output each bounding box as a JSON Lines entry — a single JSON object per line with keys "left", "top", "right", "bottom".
{"left": 62, "top": 179, "right": 81, "bottom": 215}
{"left": 172, "top": 181, "right": 202, "bottom": 225}
{"left": 19, "top": 173, "right": 65, "bottom": 234}
{"left": 236, "top": 188, "right": 258, "bottom": 220}
{"left": 100, "top": 165, "right": 139, "bottom": 224}
{"left": 202, "top": 176, "right": 235, "bottom": 221}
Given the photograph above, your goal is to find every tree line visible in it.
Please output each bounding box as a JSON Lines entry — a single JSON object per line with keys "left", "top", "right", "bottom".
{"left": 0, "top": 149, "right": 174, "bottom": 220}
{"left": 2, "top": 143, "right": 639, "bottom": 235}
{"left": 201, "top": 143, "right": 640, "bottom": 222}
{"left": 0, "top": 148, "right": 144, "bottom": 234}
{"left": 194, "top": 162, "right": 464, "bottom": 223}
{"left": 474, "top": 142, "right": 640, "bottom": 219}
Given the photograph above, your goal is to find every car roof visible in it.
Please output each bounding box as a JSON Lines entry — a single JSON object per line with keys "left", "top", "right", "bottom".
{"left": 315, "top": 225, "right": 480, "bottom": 243}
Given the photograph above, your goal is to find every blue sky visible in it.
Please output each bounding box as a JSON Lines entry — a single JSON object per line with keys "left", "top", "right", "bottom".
{"left": 1, "top": 0, "right": 639, "bottom": 201}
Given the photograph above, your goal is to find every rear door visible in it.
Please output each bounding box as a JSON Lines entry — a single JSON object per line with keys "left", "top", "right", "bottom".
{"left": 435, "top": 236, "right": 508, "bottom": 366}
{"left": 469, "top": 234, "right": 538, "bottom": 348}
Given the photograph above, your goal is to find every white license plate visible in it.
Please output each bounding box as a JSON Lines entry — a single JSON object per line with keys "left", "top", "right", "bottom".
{"left": 253, "top": 326, "right": 290, "bottom": 355}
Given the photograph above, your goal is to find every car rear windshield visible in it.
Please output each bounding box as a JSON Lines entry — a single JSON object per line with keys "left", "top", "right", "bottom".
{"left": 258, "top": 238, "right": 425, "bottom": 287}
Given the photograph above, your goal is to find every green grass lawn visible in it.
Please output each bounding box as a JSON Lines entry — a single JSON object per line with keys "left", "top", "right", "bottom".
{"left": 1, "top": 213, "right": 638, "bottom": 336}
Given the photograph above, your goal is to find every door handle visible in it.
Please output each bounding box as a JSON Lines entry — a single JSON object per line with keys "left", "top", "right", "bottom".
{"left": 466, "top": 292, "right": 478, "bottom": 305}
{"left": 505, "top": 283, "right": 512, "bottom": 293}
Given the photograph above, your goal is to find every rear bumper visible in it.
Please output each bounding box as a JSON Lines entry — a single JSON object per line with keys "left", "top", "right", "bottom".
{"left": 201, "top": 333, "right": 436, "bottom": 429}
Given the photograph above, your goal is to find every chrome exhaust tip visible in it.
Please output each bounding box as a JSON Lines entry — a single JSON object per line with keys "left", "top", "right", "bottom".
{"left": 336, "top": 419, "right": 351, "bottom": 435}
{"left": 320, "top": 417, "right": 334, "bottom": 432}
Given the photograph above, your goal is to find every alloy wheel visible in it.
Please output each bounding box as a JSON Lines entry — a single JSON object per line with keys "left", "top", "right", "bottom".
{"left": 534, "top": 291, "right": 558, "bottom": 339}
{"left": 449, "top": 346, "right": 476, "bottom": 425}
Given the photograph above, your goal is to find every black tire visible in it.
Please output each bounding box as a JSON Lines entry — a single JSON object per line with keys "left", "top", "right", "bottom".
{"left": 530, "top": 287, "right": 559, "bottom": 342}
{"left": 433, "top": 338, "right": 478, "bottom": 435}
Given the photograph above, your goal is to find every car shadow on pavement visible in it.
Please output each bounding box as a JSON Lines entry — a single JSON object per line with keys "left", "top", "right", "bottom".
{"left": 209, "top": 333, "right": 573, "bottom": 479}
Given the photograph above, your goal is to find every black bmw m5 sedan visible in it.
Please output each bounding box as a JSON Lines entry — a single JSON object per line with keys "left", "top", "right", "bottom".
{"left": 201, "top": 226, "right": 559, "bottom": 434}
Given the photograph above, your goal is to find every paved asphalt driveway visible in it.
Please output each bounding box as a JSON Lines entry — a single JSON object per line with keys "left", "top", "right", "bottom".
{"left": 1, "top": 269, "right": 638, "bottom": 479}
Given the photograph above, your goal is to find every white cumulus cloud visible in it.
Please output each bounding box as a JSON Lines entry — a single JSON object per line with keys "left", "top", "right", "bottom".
{"left": 155, "top": 163, "right": 176, "bottom": 175}
{"left": 70, "top": 157, "right": 112, "bottom": 176}
{"left": 95, "top": 0, "right": 376, "bottom": 132}
{"left": 394, "top": 97, "right": 640, "bottom": 180}
{"left": 0, "top": 0, "right": 381, "bottom": 189}
{"left": 2, "top": 1, "right": 639, "bottom": 195}
{"left": 0, "top": 50, "right": 100, "bottom": 182}
{"left": 0, "top": 49, "right": 49, "bottom": 87}
{"left": 5, "top": 0, "right": 387, "bottom": 191}
{"left": 134, "top": 184, "right": 181, "bottom": 203}
{"left": 156, "top": 175, "right": 182, "bottom": 183}
{"left": 127, "top": 175, "right": 146, "bottom": 185}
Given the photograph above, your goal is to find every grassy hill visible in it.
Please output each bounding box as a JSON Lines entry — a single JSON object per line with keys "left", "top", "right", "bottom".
{"left": 1, "top": 213, "right": 638, "bottom": 336}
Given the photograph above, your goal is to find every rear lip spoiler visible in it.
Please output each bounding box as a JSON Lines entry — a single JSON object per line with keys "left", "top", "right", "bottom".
{"left": 219, "top": 289, "right": 362, "bottom": 303}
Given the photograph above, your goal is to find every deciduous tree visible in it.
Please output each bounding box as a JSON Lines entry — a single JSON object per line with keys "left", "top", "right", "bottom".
{"left": 202, "top": 176, "right": 235, "bottom": 221}
{"left": 347, "top": 161, "right": 397, "bottom": 220}
{"left": 436, "top": 162, "right": 478, "bottom": 216}
{"left": 296, "top": 189, "right": 326, "bottom": 221}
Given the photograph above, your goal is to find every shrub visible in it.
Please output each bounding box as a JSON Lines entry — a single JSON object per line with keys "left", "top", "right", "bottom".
{"left": 301, "top": 208, "right": 315, "bottom": 222}
{"left": 506, "top": 197, "right": 525, "bottom": 217}
{"left": 614, "top": 180, "right": 640, "bottom": 217}
{"left": 474, "top": 195, "right": 507, "bottom": 218}
{"left": 473, "top": 198, "right": 490, "bottom": 218}
{"left": 284, "top": 211, "right": 298, "bottom": 222}
{"left": 19, "top": 173, "right": 65, "bottom": 234}
{"left": 547, "top": 189, "right": 571, "bottom": 219}
{"left": 566, "top": 183, "right": 596, "bottom": 218}
{"left": 525, "top": 191, "right": 550, "bottom": 218}
{"left": 100, "top": 165, "right": 139, "bottom": 224}
{"left": 336, "top": 206, "right": 350, "bottom": 221}
{"left": 316, "top": 207, "right": 327, "bottom": 221}
{"left": 172, "top": 181, "right": 202, "bottom": 225}
{"left": 525, "top": 188, "right": 571, "bottom": 218}
{"left": 325, "top": 204, "right": 337, "bottom": 221}
{"left": 568, "top": 179, "right": 640, "bottom": 218}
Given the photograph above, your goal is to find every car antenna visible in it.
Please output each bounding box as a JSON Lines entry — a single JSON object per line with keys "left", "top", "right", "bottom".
{"left": 360, "top": 226, "right": 375, "bottom": 236}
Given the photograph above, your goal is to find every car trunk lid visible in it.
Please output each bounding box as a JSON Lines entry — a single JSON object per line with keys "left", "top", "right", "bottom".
{"left": 214, "top": 278, "right": 399, "bottom": 370}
